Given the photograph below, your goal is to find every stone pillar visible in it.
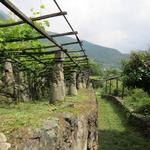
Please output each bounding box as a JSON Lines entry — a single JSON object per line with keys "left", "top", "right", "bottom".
{"left": 27, "top": 72, "right": 32, "bottom": 100}
{"left": 82, "top": 72, "right": 87, "bottom": 88}
{"left": 68, "top": 70, "right": 78, "bottom": 96}
{"left": 76, "top": 72, "right": 83, "bottom": 89}
{"left": 0, "top": 133, "right": 11, "bottom": 150}
{"left": 18, "top": 71, "right": 29, "bottom": 101}
{"left": 86, "top": 71, "right": 91, "bottom": 88}
{"left": 82, "top": 70, "right": 90, "bottom": 89}
{"left": 2, "top": 59, "right": 16, "bottom": 101}
{"left": 50, "top": 51, "right": 65, "bottom": 103}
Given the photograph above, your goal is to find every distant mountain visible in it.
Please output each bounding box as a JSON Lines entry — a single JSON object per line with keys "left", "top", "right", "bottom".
{"left": 82, "top": 41, "right": 128, "bottom": 68}
{"left": 53, "top": 34, "right": 128, "bottom": 68}
{"left": 0, "top": 10, "right": 9, "bottom": 20}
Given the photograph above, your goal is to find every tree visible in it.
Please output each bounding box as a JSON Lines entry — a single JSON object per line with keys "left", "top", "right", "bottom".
{"left": 103, "top": 68, "right": 121, "bottom": 78}
{"left": 122, "top": 50, "right": 150, "bottom": 94}
{"left": 89, "top": 59, "right": 103, "bottom": 77}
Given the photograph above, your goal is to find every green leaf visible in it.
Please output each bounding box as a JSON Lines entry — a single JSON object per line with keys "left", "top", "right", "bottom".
{"left": 44, "top": 20, "right": 50, "bottom": 27}
{"left": 40, "top": 4, "right": 45, "bottom": 9}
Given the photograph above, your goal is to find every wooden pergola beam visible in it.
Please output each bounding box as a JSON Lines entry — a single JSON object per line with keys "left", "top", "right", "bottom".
{"left": 0, "top": 42, "right": 81, "bottom": 52}
{"left": 65, "top": 55, "right": 87, "bottom": 59}
{"left": 68, "top": 50, "right": 84, "bottom": 53}
{"left": 0, "top": 31, "right": 78, "bottom": 43}
{"left": 63, "top": 59, "right": 87, "bottom": 63}
{"left": 0, "top": 11, "right": 67, "bottom": 28}
{"left": 6, "top": 49, "right": 63, "bottom": 55}
{"left": 0, "top": 0, "right": 80, "bottom": 67}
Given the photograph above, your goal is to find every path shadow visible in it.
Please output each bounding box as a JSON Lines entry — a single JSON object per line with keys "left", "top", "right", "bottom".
{"left": 100, "top": 98, "right": 132, "bottom": 129}
{"left": 98, "top": 129, "right": 150, "bottom": 150}
{"left": 98, "top": 98, "right": 150, "bottom": 150}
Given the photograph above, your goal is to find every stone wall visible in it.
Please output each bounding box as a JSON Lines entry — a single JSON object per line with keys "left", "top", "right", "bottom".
{"left": 1, "top": 89, "right": 98, "bottom": 150}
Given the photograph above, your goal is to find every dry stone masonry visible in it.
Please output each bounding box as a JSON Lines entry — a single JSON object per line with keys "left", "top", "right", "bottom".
{"left": 2, "top": 59, "right": 16, "bottom": 102}
{"left": 0, "top": 133, "right": 11, "bottom": 150}
{"left": 1, "top": 89, "right": 98, "bottom": 150}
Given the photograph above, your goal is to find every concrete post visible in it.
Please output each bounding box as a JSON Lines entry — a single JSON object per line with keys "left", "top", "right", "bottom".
{"left": 82, "top": 73, "right": 86, "bottom": 88}
{"left": 76, "top": 72, "right": 83, "bottom": 89}
{"left": 82, "top": 71, "right": 89, "bottom": 88}
{"left": 68, "top": 70, "right": 78, "bottom": 96}
{"left": 51, "top": 51, "right": 65, "bottom": 103}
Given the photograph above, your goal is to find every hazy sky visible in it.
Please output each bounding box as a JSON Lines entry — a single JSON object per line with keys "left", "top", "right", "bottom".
{"left": 1, "top": 0, "right": 150, "bottom": 53}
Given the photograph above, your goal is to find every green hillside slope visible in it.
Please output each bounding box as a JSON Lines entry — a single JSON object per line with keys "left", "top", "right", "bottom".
{"left": 0, "top": 10, "right": 9, "bottom": 20}
{"left": 54, "top": 34, "right": 128, "bottom": 68}
{"left": 83, "top": 41, "right": 128, "bottom": 68}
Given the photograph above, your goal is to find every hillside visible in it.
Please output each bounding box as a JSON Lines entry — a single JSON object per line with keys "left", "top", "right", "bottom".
{"left": 83, "top": 41, "right": 126, "bottom": 67}
{"left": 0, "top": 11, "right": 127, "bottom": 68}
{"left": 54, "top": 35, "right": 128, "bottom": 68}
{"left": 0, "top": 10, "right": 9, "bottom": 20}
{"left": 83, "top": 41, "right": 128, "bottom": 68}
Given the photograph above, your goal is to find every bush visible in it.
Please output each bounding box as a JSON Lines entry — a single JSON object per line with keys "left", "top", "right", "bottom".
{"left": 122, "top": 51, "right": 150, "bottom": 95}
{"left": 136, "top": 104, "right": 150, "bottom": 116}
{"left": 124, "top": 88, "right": 150, "bottom": 115}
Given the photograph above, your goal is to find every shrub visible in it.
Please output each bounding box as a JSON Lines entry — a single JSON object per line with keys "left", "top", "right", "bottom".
{"left": 124, "top": 88, "right": 150, "bottom": 115}
{"left": 122, "top": 50, "right": 150, "bottom": 95}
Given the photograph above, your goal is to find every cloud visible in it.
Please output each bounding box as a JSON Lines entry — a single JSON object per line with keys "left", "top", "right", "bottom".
{"left": 1, "top": 0, "right": 150, "bottom": 53}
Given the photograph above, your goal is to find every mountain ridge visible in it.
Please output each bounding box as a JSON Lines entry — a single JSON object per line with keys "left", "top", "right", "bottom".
{"left": 53, "top": 34, "right": 127, "bottom": 68}
{"left": 0, "top": 10, "right": 9, "bottom": 20}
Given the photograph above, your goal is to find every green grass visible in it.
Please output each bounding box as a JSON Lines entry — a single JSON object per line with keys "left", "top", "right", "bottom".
{"left": 0, "top": 89, "right": 92, "bottom": 134}
{"left": 65, "top": 88, "right": 89, "bottom": 102}
{"left": 57, "top": 88, "right": 95, "bottom": 115}
{"left": 124, "top": 88, "right": 150, "bottom": 116}
{"left": 0, "top": 101, "right": 55, "bottom": 133}
{"left": 98, "top": 95, "right": 150, "bottom": 150}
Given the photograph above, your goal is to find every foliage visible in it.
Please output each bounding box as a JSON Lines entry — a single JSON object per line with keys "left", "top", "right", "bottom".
{"left": 0, "top": 16, "right": 52, "bottom": 74}
{"left": 124, "top": 88, "right": 150, "bottom": 115}
{"left": 0, "top": 7, "right": 128, "bottom": 68}
{"left": 89, "top": 59, "right": 103, "bottom": 76}
{"left": 103, "top": 68, "right": 121, "bottom": 78}
{"left": 122, "top": 50, "right": 150, "bottom": 94}
{"left": 0, "top": 7, "right": 56, "bottom": 101}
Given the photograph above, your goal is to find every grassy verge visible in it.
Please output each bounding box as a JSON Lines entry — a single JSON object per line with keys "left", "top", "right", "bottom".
{"left": 123, "top": 88, "right": 150, "bottom": 117}
{"left": 0, "top": 89, "right": 92, "bottom": 134}
{"left": 56, "top": 88, "right": 95, "bottom": 115}
{"left": 0, "top": 101, "right": 55, "bottom": 133}
{"left": 97, "top": 93, "right": 150, "bottom": 150}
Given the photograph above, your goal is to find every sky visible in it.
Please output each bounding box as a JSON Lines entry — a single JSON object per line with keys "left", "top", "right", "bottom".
{"left": 1, "top": 0, "right": 150, "bottom": 53}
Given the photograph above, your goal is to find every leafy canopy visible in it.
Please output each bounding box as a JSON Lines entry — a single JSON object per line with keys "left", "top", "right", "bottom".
{"left": 122, "top": 50, "right": 150, "bottom": 94}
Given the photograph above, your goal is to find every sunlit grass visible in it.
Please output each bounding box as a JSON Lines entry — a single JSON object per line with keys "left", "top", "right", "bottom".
{"left": 0, "top": 89, "right": 92, "bottom": 133}
{"left": 0, "top": 101, "right": 55, "bottom": 133}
